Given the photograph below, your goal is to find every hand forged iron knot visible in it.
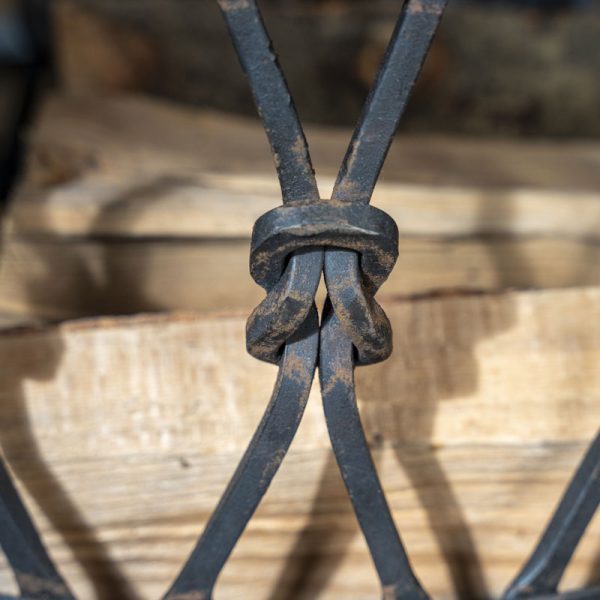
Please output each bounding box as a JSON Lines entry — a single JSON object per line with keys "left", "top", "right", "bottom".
{"left": 246, "top": 199, "right": 399, "bottom": 366}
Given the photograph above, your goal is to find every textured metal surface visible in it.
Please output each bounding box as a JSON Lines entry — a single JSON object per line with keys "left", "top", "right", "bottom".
{"left": 166, "top": 1, "right": 446, "bottom": 598}
{"left": 0, "top": 0, "right": 599, "bottom": 599}
{"left": 163, "top": 310, "right": 320, "bottom": 600}
{"left": 319, "top": 303, "right": 430, "bottom": 600}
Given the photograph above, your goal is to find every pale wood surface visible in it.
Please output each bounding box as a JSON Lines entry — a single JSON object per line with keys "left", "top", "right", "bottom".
{"left": 0, "top": 287, "right": 598, "bottom": 599}
{"left": 2, "top": 94, "right": 600, "bottom": 321}
{"left": 10, "top": 94, "right": 600, "bottom": 238}
{"left": 2, "top": 235, "right": 599, "bottom": 321}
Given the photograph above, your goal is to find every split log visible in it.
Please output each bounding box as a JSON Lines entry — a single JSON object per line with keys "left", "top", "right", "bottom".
{"left": 2, "top": 94, "right": 600, "bottom": 321}
{"left": 0, "top": 287, "right": 598, "bottom": 599}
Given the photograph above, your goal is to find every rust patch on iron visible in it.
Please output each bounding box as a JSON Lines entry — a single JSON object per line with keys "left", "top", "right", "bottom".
{"left": 408, "top": 0, "right": 445, "bottom": 16}
{"left": 217, "top": 0, "right": 251, "bottom": 11}
{"left": 382, "top": 584, "right": 398, "bottom": 600}
{"left": 292, "top": 135, "right": 309, "bottom": 169}
{"left": 283, "top": 351, "right": 313, "bottom": 386}
{"left": 335, "top": 175, "right": 361, "bottom": 202}
{"left": 321, "top": 353, "right": 354, "bottom": 397}
{"left": 260, "top": 448, "right": 287, "bottom": 487}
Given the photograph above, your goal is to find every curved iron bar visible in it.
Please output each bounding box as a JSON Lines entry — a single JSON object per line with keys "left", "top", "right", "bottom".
{"left": 163, "top": 308, "right": 319, "bottom": 600}
{"left": 504, "top": 431, "right": 600, "bottom": 600}
{"left": 332, "top": 0, "right": 447, "bottom": 204}
{"left": 0, "top": 5, "right": 73, "bottom": 599}
{"left": 213, "top": 1, "right": 318, "bottom": 203}
{"left": 325, "top": 0, "right": 447, "bottom": 366}
{"left": 167, "top": 1, "right": 447, "bottom": 598}
{"left": 0, "top": 0, "right": 50, "bottom": 205}
{"left": 164, "top": 2, "right": 323, "bottom": 597}
{"left": 319, "top": 302, "right": 430, "bottom": 600}
{"left": 319, "top": 4, "right": 447, "bottom": 596}
{"left": 0, "top": 458, "right": 74, "bottom": 600}
{"left": 219, "top": 0, "right": 325, "bottom": 365}
{"left": 532, "top": 590, "right": 600, "bottom": 600}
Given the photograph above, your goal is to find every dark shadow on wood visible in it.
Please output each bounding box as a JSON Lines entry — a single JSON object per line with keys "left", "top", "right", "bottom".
{"left": 393, "top": 445, "right": 489, "bottom": 599}
{"left": 0, "top": 329, "right": 139, "bottom": 600}
{"left": 587, "top": 551, "right": 600, "bottom": 586}
{"left": 267, "top": 453, "right": 356, "bottom": 600}
{"left": 359, "top": 285, "right": 517, "bottom": 600}
{"left": 0, "top": 179, "right": 186, "bottom": 598}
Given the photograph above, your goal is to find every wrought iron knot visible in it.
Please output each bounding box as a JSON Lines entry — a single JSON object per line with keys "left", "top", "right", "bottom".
{"left": 0, "top": 1, "right": 598, "bottom": 600}
{"left": 247, "top": 200, "right": 398, "bottom": 365}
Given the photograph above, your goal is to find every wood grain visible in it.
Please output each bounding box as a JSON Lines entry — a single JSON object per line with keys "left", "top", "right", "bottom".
{"left": 2, "top": 234, "right": 600, "bottom": 321}
{"left": 10, "top": 94, "right": 600, "bottom": 239}
{"left": 0, "top": 288, "right": 598, "bottom": 599}
{"left": 3, "top": 94, "right": 600, "bottom": 321}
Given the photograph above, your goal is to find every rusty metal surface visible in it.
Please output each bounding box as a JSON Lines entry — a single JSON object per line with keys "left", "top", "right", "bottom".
{"left": 0, "top": 0, "right": 599, "bottom": 599}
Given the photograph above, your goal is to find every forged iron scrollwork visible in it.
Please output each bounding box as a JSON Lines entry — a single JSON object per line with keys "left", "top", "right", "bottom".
{"left": 0, "top": 1, "right": 599, "bottom": 599}
{"left": 165, "top": 1, "right": 446, "bottom": 598}
{"left": 165, "top": 1, "right": 600, "bottom": 599}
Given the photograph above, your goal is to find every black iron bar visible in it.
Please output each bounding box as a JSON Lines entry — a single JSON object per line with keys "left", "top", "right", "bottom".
{"left": 319, "top": 6, "right": 449, "bottom": 594}
{"left": 332, "top": 0, "right": 447, "bottom": 205}
{"left": 533, "top": 590, "right": 600, "bottom": 600}
{"left": 0, "top": 5, "right": 71, "bottom": 598}
{"left": 320, "top": 302, "right": 430, "bottom": 600}
{"left": 163, "top": 310, "right": 319, "bottom": 600}
{"left": 325, "top": 0, "right": 448, "bottom": 369}
{"left": 0, "top": 0, "right": 50, "bottom": 205}
{"left": 165, "top": 2, "right": 324, "bottom": 598}
{"left": 215, "top": 0, "right": 318, "bottom": 204}
{"left": 504, "top": 432, "right": 600, "bottom": 600}
{"left": 216, "top": 0, "right": 324, "bottom": 366}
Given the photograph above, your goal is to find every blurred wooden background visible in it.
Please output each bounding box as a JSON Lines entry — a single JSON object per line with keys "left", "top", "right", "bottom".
{"left": 0, "top": 1, "right": 599, "bottom": 599}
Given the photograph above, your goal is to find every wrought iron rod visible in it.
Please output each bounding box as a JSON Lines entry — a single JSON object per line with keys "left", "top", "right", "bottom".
{"left": 504, "top": 432, "right": 600, "bottom": 600}
{"left": 215, "top": 0, "right": 318, "bottom": 204}
{"left": 332, "top": 0, "right": 447, "bottom": 204}
{"left": 163, "top": 311, "right": 319, "bottom": 599}
{"left": 320, "top": 303, "right": 430, "bottom": 600}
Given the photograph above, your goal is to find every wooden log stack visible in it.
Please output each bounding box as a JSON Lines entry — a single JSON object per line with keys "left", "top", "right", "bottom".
{"left": 0, "top": 93, "right": 598, "bottom": 599}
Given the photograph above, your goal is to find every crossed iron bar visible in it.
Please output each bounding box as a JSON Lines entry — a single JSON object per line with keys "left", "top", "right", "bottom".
{"left": 1, "top": 0, "right": 599, "bottom": 599}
